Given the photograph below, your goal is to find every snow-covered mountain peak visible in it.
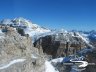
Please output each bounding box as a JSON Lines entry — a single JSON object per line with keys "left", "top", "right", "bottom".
{"left": 13, "top": 17, "right": 50, "bottom": 31}
{"left": 13, "top": 17, "right": 33, "bottom": 27}
{"left": 0, "top": 17, "right": 51, "bottom": 36}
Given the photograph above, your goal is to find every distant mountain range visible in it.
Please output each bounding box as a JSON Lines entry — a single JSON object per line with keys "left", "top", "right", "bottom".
{"left": 0, "top": 17, "right": 96, "bottom": 46}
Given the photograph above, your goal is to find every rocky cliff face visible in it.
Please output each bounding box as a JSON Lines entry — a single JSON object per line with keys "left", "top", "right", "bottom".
{"left": 34, "top": 32, "right": 88, "bottom": 58}
{"left": 0, "top": 25, "right": 45, "bottom": 72}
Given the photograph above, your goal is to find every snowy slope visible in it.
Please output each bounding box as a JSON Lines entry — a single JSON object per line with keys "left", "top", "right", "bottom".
{"left": 80, "top": 31, "right": 96, "bottom": 48}
{"left": 45, "top": 61, "right": 59, "bottom": 72}
{"left": 13, "top": 17, "right": 51, "bottom": 36}
{"left": 74, "top": 32, "right": 94, "bottom": 48}
{"left": 0, "top": 59, "right": 26, "bottom": 70}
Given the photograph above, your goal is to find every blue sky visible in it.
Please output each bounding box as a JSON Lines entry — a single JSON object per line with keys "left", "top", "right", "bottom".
{"left": 0, "top": 0, "right": 96, "bottom": 31}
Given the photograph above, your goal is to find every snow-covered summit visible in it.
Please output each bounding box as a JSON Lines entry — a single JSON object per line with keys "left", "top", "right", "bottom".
{"left": 0, "top": 17, "right": 51, "bottom": 36}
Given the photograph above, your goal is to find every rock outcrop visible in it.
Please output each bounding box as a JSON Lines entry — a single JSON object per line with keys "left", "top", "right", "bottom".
{"left": 0, "top": 25, "right": 45, "bottom": 72}
{"left": 34, "top": 32, "right": 89, "bottom": 58}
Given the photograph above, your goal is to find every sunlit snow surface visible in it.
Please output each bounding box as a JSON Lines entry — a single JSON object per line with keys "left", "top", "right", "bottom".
{"left": 50, "top": 58, "right": 64, "bottom": 63}
{"left": 74, "top": 32, "right": 94, "bottom": 48}
{"left": 45, "top": 57, "right": 64, "bottom": 72}
{"left": 0, "top": 59, "right": 26, "bottom": 70}
{"left": 0, "top": 30, "right": 5, "bottom": 39}
{"left": 45, "top": 61, "right": 59, "bottom": 72}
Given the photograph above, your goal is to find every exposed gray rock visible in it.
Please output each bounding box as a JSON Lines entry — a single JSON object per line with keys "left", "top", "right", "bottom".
{"left": 0, "top": 26, "right": 45, "bottom": 72}
{"left": 34, "top": 32, "right": 87, "bottom": 58}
